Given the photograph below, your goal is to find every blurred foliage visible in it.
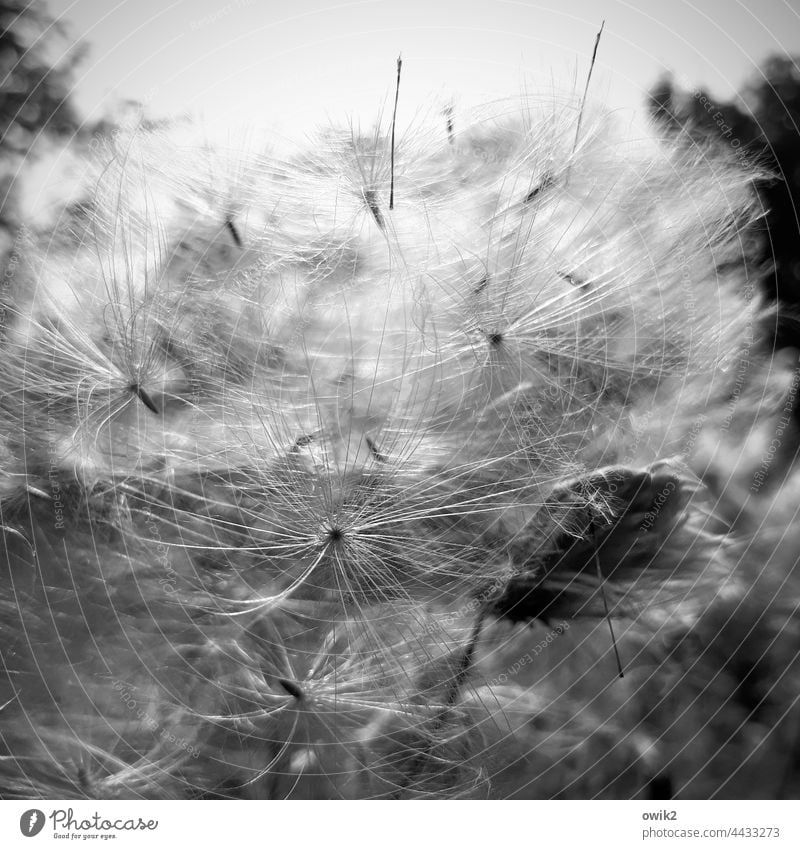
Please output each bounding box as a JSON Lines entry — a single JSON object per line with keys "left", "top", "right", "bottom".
{"left": 0, "top": 0, "right": 85, "bottom": 240}
{"left": 649, "top": 57, "right": 800, "bottom": 349}
{"left": 0, "top": 0, "right": 84, "bottom": 153}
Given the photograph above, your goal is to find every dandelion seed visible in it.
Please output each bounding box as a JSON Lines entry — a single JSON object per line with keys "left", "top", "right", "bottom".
{"left": 225, "top": 216, "right": 243, "bottom": 247}
{"left": 128, "top": 382, "right": 160, "bottom": 415}
{"left": 444, "top": 103, "right": 454, "bottom": 145}
{"left": 277, "top": 679, "right": 305, "bottom": 700}
{"left": 523, "top": 172, "right": 555, "bottom": 204}
{"left": 362, "top": 188, "right": 385, "bottom": 230}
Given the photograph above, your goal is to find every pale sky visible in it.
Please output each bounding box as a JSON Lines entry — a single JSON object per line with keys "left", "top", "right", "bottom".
{"left": 43, "top": 0, "right": 800, "bottom": 144}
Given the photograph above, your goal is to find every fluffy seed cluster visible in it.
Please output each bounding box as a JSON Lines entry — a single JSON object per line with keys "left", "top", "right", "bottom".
{"left": 0, "top": 93, "right": 796, "bottom": 799}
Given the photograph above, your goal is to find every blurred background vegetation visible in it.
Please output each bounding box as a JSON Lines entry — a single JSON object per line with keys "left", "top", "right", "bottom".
{"left": 0, "top": 0, "right": 83, "bottom": 153}
{"left": 649, "top": 57, "right": 800, "bottom": 350}
{"left": 0, "top": 0, "right": 84, "bottom": 235}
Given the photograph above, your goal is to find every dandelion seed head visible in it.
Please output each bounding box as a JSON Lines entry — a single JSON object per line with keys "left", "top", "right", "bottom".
{"left": 0, "top": 84, "right": 784, "bottom": 799}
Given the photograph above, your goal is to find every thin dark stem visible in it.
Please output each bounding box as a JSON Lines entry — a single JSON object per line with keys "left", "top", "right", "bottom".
{"left": 571, "top": 21, "right": 605, "bottom": 163}
{"left": 595, "top": 553, "right": 624, "bottom": 678}
{"left": 442, "top": 612, "right": 485, "bottom": 709}
{"left": 394, "top": 612, "right": 485, "bottom": 796}
{"left": 389, "top": 54, "right": 402, "bottom": 211}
